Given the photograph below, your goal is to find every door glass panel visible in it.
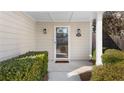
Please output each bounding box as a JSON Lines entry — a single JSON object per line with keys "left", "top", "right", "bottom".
{"left": 56, "top": 27, "right": 68, "bottom": 58}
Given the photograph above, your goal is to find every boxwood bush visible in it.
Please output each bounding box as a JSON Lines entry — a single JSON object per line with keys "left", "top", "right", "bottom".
{"left": 91, "top": 61, "right": 124, "bottom": 81}
{"left": 0, "top": 51, "right": 48, "bottom": 81}
{"left": 102, "top": 49, "right": 124, "bottom": 64}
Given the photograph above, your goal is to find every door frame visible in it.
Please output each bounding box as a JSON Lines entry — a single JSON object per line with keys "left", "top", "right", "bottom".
{"left": 54, "top": 26, "right": 70, "bottom": 62}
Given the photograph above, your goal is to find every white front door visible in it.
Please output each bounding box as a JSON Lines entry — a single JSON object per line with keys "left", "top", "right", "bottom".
{"left": 54, "top": 26, "right": 69, "bottom": 61}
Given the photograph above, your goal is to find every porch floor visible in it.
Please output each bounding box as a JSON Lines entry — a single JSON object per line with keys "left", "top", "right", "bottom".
{"left": 48, "top": 60, "right": 92, "bottom": 81}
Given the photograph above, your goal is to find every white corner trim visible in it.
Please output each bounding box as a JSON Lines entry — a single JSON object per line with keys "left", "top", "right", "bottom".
{"left": 96, "top": 12, "right": 103, "bottom": 65}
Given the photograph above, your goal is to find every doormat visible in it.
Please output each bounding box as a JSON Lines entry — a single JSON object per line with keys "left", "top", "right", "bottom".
{"left": 55, "top": 61, "right": 69, "bottom": 63}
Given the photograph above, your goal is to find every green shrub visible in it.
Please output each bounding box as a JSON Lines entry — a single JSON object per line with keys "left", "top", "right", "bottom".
{"left": 103, "top": 47, "right": 109, "bottom": 53}
{"left": 0, "top": 51, "right": 48, "bottom": 81}
{"left": 91, "top": 61, "right": 124, "bottom": 81}
{"left": 92, "top": 49, "right": 96, "bottom": 61}
{"left": 102, "top": 49, "right": 124, "bottom": 64}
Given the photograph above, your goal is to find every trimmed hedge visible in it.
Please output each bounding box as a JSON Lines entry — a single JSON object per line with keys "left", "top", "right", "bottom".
{"left": 91, "top": 61, "right": 124, "bottom": 81}
{"left": 0, "top": 51, "right": 48, "bottom": 81}
{"left": 102, "top": 49, "right": 124, "bottom": 64}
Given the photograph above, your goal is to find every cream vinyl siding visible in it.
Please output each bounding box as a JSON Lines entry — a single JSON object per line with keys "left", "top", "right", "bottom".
{"left": 0, "top": 12, "right": 36, "bottom": 61}
{"left": 0, "top": 12, "right": 91, "bottom": 61}
{"left": 36, "top": 22, "right": 90, "bottom": 61}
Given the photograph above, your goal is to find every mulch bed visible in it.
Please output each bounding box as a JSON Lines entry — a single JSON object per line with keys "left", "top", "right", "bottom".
{"left": 79, "top": 71, "right": 92, "bottom": 81}
{"left": 43, "top": 74, "right": 48, "bottom": 81}
{"left": 89, "top": 60, "right": 95, "bottom": 65}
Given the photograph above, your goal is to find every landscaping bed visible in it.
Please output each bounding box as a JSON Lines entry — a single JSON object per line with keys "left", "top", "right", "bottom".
{"left": 91, "top": 61, "right": 124, "bottom": 81}
{"left": 80, "top": 49, "right": 124, "bottom": 81}
{"left": 79, "top": 71, "right": 92, "bottom": 81}
{"left": 0, "top": 51, "right": 48, "bottom": 81}
{"left": 91, "top": 49, "right": 124, "bottom": 81}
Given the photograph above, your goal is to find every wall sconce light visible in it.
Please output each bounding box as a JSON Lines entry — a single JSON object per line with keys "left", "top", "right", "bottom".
{"left": 43, "top": 28, "right": 47, "bottom": 34}
{"left": 76, "top": 28, "right": 81, "bottom": 37}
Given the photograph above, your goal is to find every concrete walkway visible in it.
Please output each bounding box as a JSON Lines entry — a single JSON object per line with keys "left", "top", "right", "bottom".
{"left": 48, "top": 61, "right": 92, "bottom": 81}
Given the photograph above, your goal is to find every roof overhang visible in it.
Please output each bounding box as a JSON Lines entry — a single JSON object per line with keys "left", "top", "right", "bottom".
{"left": 24, "top": 11, "right": 97, "bottom": 22}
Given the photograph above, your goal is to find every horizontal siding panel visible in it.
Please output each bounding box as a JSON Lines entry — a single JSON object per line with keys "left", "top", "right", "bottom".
{"left": 0, "top": 12, "right": 36, "bottom": 61}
